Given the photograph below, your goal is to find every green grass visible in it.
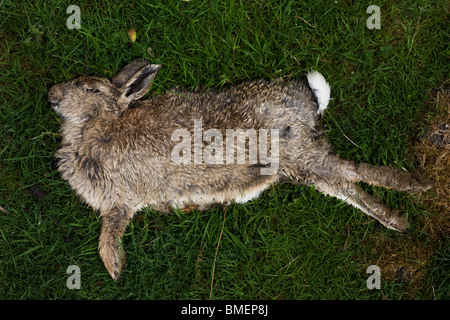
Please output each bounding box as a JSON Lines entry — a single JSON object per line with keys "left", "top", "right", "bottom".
{"left": 0, "top": 0, "right": 448, "bottom": 300}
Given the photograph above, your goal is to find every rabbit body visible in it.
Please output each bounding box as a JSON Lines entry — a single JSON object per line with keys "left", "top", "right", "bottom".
{"left": 49, "top": 59, "right": 433, "bottom": 280}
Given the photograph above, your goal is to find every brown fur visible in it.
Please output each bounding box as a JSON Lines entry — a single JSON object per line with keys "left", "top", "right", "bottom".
{"left": 48, "top": 59, "right": 433, "bottom": 280}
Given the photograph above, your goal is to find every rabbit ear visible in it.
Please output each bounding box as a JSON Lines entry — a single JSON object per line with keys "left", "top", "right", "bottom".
{"left": 113, "top": 58, "right": 150, "bottom": 88}
{"left": 115, "top": 59, "right": 161, "bottom": 107}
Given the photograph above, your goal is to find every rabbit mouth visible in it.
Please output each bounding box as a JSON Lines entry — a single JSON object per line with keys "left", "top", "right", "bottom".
{"left": 51, "top": 103, "right": 60, "bottom": 112}
{"left": 50, "top": 101, "right": 61, "bottom": 114}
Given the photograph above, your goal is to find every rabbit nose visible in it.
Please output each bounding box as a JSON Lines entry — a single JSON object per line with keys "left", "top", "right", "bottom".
{"left": 48, "top": 85, "right": 63, "bottom": 104}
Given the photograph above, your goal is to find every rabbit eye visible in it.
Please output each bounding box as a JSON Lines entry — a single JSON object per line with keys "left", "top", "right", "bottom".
{"left": 84, "top": 87, "right": 101, "bottom": 94}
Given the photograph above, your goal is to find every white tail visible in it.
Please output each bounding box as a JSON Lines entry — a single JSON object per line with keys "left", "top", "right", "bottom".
{"left": 307, "top": 71, "right": 331, "bottom": 115}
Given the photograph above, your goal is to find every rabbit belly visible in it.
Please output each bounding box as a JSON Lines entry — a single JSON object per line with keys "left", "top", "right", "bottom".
{"left": 168, "top": 181, "right": 274, "bottom": 210}
{"left": 233, "top": 183, "right": 272, "bottom": 204}
{"left": 134, "top": 172, "right": 278, "bottom": 212}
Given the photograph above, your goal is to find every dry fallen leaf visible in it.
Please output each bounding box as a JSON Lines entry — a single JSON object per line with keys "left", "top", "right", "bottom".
{"left": 128, "top": 28, "right": 136, "bottom": 42}
{"left": 181, "top": 205, "right": 197, "bottom": 212}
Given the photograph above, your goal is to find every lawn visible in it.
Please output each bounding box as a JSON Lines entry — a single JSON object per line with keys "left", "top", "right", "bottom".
{"left": 0, "top": 0, "right": 448, "bottom": 300}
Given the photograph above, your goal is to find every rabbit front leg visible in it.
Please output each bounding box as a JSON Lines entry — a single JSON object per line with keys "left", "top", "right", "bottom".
{"left": 313, "top": 179, "right": 410, "bottom": 232}
{"left": 98, "top": 205, "right": 135, "bottom": 280}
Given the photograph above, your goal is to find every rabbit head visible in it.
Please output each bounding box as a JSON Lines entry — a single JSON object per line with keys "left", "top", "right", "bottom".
{"left": 48, "top": 59, "right": 161, "bottom": 124}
